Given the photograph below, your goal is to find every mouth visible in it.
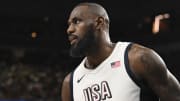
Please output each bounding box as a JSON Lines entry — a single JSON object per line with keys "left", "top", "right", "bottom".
{"left": 70, "top": 38, "right": 77, "bottom": 45}
{"left": 68, "top": 35, "right": 78, "bottom": 45}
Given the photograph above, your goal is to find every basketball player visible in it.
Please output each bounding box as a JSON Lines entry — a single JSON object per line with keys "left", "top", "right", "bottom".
{"left": 61, "top": 2, "right": 180, "bottom": 101}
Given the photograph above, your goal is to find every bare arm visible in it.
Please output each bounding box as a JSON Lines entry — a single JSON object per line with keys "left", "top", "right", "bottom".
{"left": 129, "top": 44, "right": 180, "bottom": 101}
{"left": 61, "top": 73, "right": 71, "bottom": 101}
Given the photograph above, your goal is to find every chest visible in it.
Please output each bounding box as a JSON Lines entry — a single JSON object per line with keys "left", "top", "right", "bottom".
{"left": 73, "top": 65, "right": 140, "bottom": 101}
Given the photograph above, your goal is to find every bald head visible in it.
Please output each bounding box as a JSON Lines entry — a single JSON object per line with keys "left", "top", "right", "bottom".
{"left": 75, "top": 2, "right": 110, "bottom": 26}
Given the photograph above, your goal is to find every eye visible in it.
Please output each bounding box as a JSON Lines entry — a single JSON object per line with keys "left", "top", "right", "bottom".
{"left": 73, "top": 18, "right": 81, "bottom": 24}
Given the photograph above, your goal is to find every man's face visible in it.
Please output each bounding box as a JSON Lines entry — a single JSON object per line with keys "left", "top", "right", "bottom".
{"left": 67, "top": 6, "right": 97, "bottom": 57}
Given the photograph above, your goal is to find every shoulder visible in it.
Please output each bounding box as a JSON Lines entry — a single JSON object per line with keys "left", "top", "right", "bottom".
{"left": 127, "top": 43, "right": 167, "bottom": 80}
{"left": 128, "top": 43, "right": 154, "bottom": 59}
{"left": 62, "top": 72, "right": 72, "bottom": 91}
{"left": 63, "top": 73, "right": 72, "bottom": 84}
{"left": 127, "top": 43, "right": 180, "bottom": 100}
{"left": 61, "top": 72, "right": 72, "bottom": 101}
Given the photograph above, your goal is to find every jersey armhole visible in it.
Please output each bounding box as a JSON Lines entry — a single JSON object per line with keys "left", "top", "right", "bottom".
{"left": 124, "top": 42, "right": 142, "bottom": 87}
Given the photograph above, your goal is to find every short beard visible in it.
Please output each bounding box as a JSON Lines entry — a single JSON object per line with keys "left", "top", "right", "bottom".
{"left": 69, "top": 27, "right": 96, "bottom": 58}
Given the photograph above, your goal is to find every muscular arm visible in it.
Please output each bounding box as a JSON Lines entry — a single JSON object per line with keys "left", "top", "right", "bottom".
{"left": 61, "top": 73, "right": 71, "bottom": 101}
{"left": 129, "top": 44, "right": 180, "bottom": 101}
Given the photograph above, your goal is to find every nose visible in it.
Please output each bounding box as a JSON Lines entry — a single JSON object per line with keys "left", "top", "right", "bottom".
{"left": 67, "top": 24, "right": 75, "bottom": 35}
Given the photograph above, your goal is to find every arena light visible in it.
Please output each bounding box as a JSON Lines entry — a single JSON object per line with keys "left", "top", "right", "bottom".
{"left": 31, "top": 32, "right": 38, "bottom": 39}
{"left": 152, "top": 13, "right": 170, "bottom": 34}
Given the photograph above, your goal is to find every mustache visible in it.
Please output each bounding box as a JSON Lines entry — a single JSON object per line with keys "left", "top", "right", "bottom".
{"left": 68, "top": 33, "right": 78, "bottom": 39}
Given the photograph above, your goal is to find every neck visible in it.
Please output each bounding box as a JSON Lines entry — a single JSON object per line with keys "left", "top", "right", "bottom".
{"left": 85, "top": 42, "right": 116, "bottom": 69}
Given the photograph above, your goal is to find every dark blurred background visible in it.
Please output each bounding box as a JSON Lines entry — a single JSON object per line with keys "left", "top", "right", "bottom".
{"left": 0, "top": 0, "right": 179, "bottom": 101}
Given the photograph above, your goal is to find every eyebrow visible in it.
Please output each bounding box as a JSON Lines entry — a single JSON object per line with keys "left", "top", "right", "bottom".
{"left": 68, "top": 17, "right": 80, "bottom": 25}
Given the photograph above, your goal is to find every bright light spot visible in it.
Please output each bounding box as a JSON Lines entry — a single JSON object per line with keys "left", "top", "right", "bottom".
{"left": 31, "top": 32, "right": 37, "bottom": 38}
{"left": 164, "top": 13, "right": 170, "bottom": 19}
{"left": 152, "top": 18, "right": 160, "bottom": 34}
{"left": 152, "top": 13, "right": 170, "bottom": 34}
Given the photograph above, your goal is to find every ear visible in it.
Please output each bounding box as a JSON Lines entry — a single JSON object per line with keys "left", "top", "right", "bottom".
{"left": 95, "top": 17, "right": 105, "bottom": 30}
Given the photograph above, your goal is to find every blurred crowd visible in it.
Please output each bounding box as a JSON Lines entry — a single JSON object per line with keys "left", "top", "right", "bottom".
{"left": 0, "top": 60, "right": 68, "bottom": 101}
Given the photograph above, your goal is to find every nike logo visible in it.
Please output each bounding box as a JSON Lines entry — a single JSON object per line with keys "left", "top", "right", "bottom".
{"left": 77, "top": 74, "right": 85, "bottom": 83}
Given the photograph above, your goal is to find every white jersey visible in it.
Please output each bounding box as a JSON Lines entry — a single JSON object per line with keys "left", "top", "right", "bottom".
{"left": 70, "top": 42, "right": 158, "bottom": 101}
